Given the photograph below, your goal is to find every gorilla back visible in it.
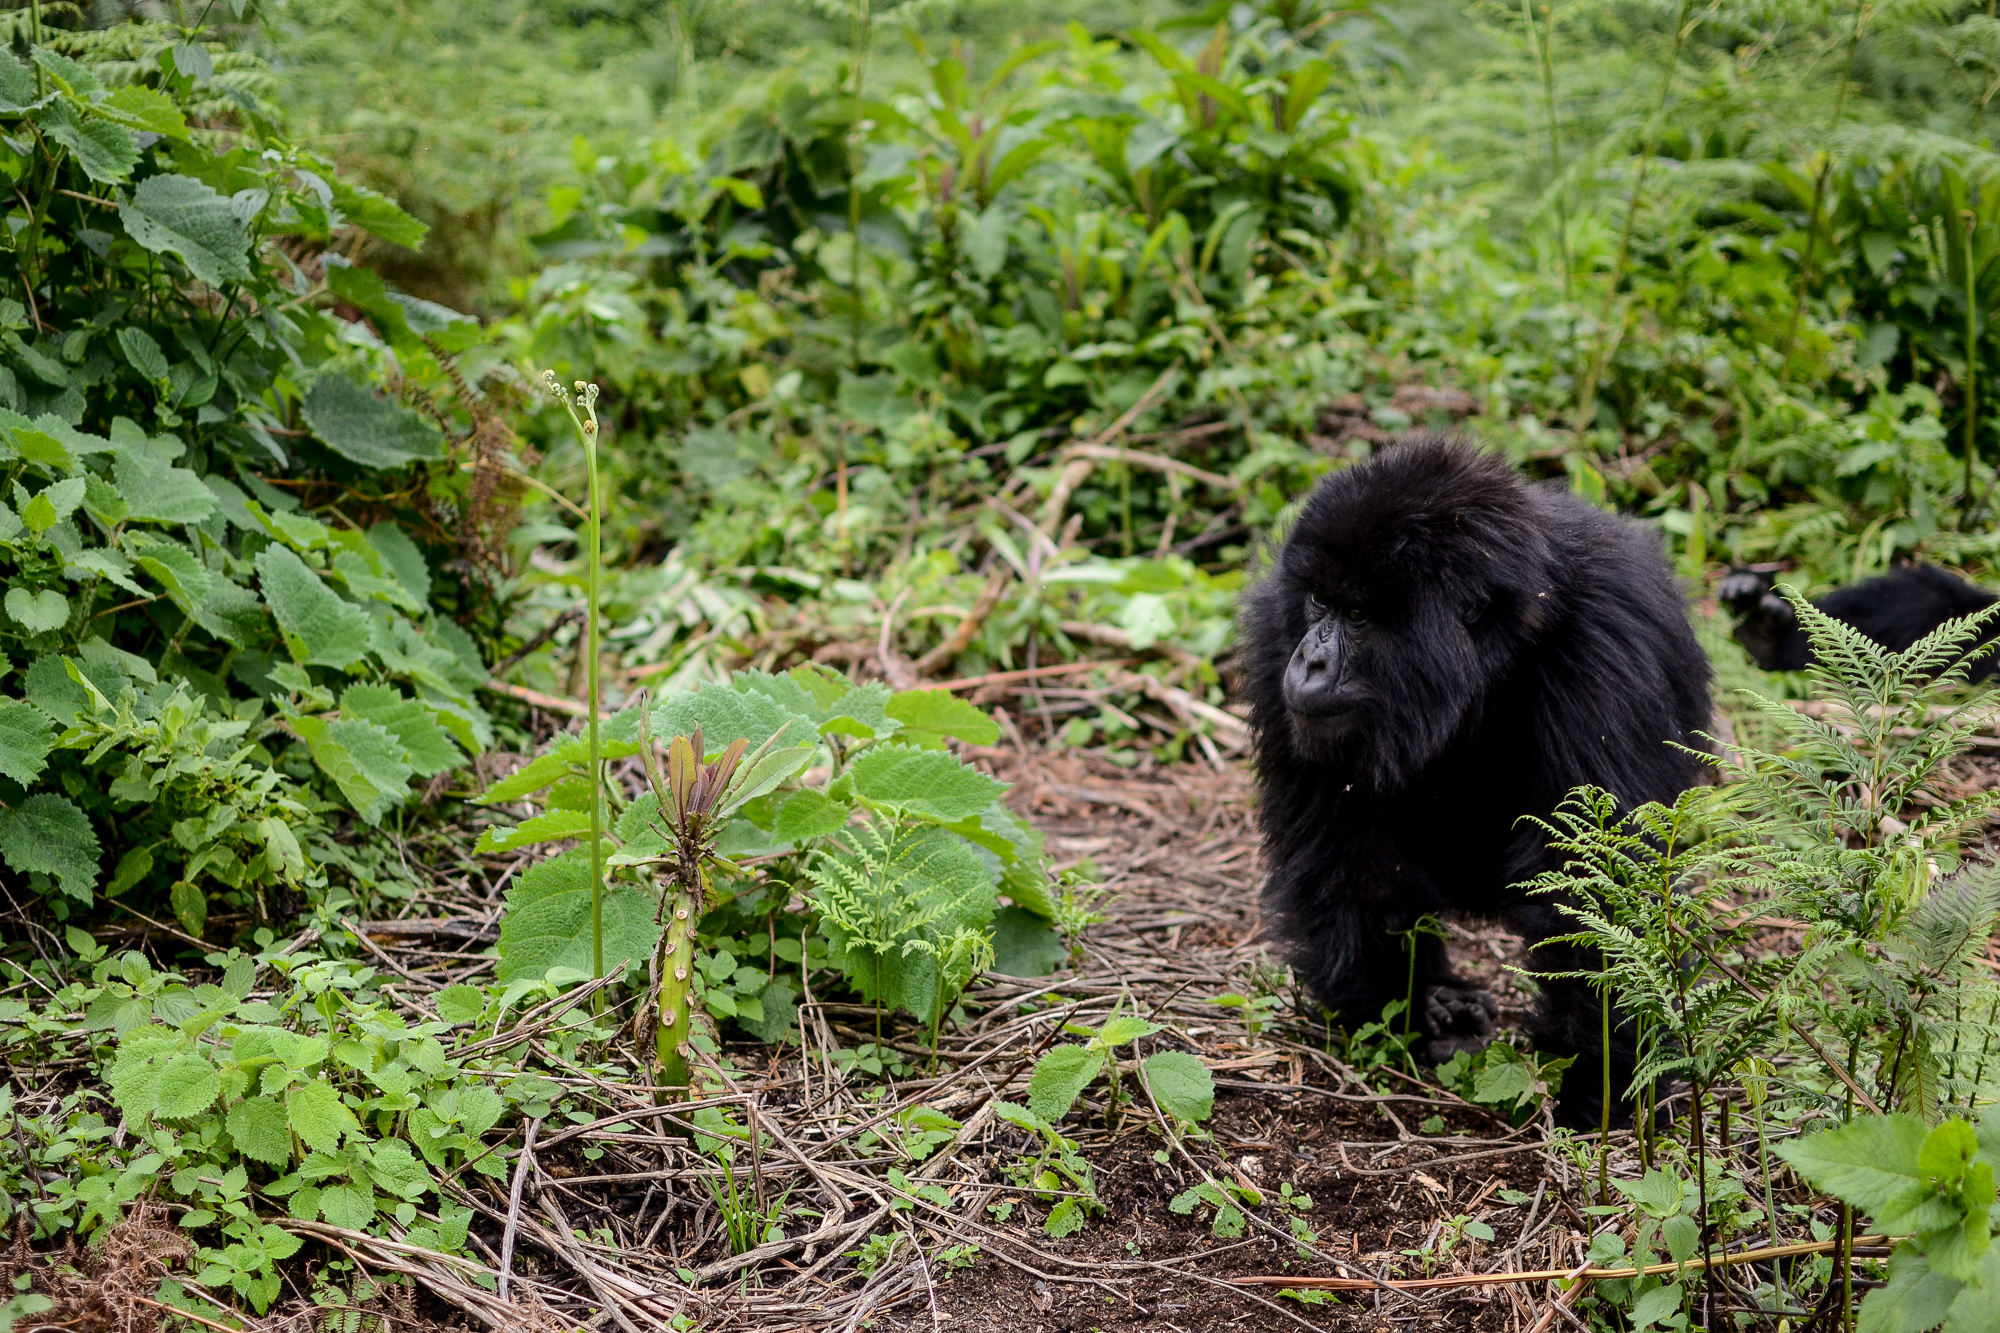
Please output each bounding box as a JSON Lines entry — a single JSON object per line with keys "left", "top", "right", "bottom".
{"left": 1240, "top": 437, "right": 1711, "bottom": 1126}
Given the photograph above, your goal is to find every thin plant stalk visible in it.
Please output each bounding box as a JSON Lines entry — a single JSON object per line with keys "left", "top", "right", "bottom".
{"left": 1777, "top": 0, "right": 1869, "bottom": 379}
{"left": 1575, "top": 0, "right": 1694, "bottom": 432}
{"left": 1964, "top": 208, "right": 1981, "bottom": 510}
{"left": 847, "top": 0, "right": 873, "bottom": 372}
{"left": 1521, "top": 0, "right": 1572, "bottom": 301}
{"left": 545, "top": 373, "right": 608, "bottom": 980}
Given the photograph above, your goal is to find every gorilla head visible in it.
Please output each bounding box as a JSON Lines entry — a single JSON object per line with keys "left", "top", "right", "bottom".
{"left": 1248, "top": 443, "right": 1563, "bottom": 790}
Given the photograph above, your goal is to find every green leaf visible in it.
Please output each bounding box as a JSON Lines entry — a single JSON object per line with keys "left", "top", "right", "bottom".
{"left": 301, "top": 372, "right": 443, "bottom": 469}
{"left": 1777, "top": 1114, "right": 1929, "bottom": 1220}
{"left": 286, "top": 1081, "right": 358, "bottom": 1155}
{"left": 493, "top": 848, "right": 663, "bottom": 983}
{"left": 433, "top": 985, "right": 484, "bottom": 1025}
{"left": 1942, "top": 1240, "right": 2000, "bottom": 1333}
{"left": 257, "top": 546, "right": 370, "bottom": 669}
{"left": 1662, "top": 1213, "right": 1701, "bottom": 1265}
{"left": 1096, "top": 1017, "right": 1161, "bottom": 1048}
{"left": 115, "top": 327, "right": 170, "bottom": 381}
{"left": 116, "top": 452, "right": 218, "bottom": 524}
{"left": 652, "top": 680, "right": 818, "bottom": 754}
{"left": 119, "top": 174, "right": 253, "bottom": 287}
{"left": 473, "top": 808, "right": 594, "bottom": 853}
{"left": 1630, "top": 1283, "right": 1683, "bottom": 1330}
{"left": 35, "top": 97, "right": 137, "bottom": 183}
{"left": 153, "top": 1053, "right": 221, "bottom": 1119}
{"left": 0, "top": 794, "right": 98, "bottom": 901}
{"left": 478, "top": 751, "right": 578, "bottom": 805}
{"left": 885, "top": 689, "right": 1000, "bottom": 746}
{"left": 365, "top": 1139, "right": 432, "bottom": 1201}
{"left": 843, "top": 744, "right": 1008, "bottom": 823}
{"left": 1028, "top": 1044, "right": 1104, "bottom": 1122}
{"left": 169, "top": 879, "right": 206, "bottom": 937}
{"left": 97, "top": 85, "right": 190, "bottom": 140}
{"left": 1043, "top": 1197, "right": 1085, "bottom": 1238}
{"left": 21, "top": 478, "right": 82, "bottom": 534}
{"left": 1143, "top": 1051, "right": 1214, "bottom": 1125}
{"left": 315, "top": 1181, "right": 374, "bottom": 1230}
{"left": 771, "top": 788, "right": 851, "bottom": 842}
{"left": 4, "top": 587, "right": 67, "bottom": 633}
{"left": 0, "top": 51, "right": 35, "bottom": 112}
{"left": 366, "top": 521, "right": 431, "bottom": 603}
{"left": 291, "top": 714, "right": 414, "bottom": 826}
{"left": 68, "top": 547, "right": 145, "bottom": 595}
{"left": 331, "top": 179, "right": 428, "bottom": 250}
{"left": 342, "top": 684, "right": 463, "bottom": 778}
{"left": 30, "top": 47, "right": 101, "bottom": 95}
{"left": 990, "top": 905, "right": 1063, "bottom": 977}
{"left": 133, "top": 540, "right": 210, "bottom": 614}
{"left": 0, "top": 698, "right": 56, "bottom": 786}
{"left": 191, "top": 579, "right": 269, "bottom": 649}
{"left": 226, "top": 1096, "right": 292, "bottom": 1167}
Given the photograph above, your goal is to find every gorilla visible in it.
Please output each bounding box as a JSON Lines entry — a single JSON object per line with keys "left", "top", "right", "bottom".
{"left": 1240, "top": 438, "right": 1712, "bottom": 1127}
{"left": 1719, "top": 564, "right": 2000, "bottom": 679}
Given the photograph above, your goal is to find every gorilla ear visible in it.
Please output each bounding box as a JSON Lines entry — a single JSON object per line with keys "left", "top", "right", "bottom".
{"left": 1461, "top": 587, "right": 1491, "bottom": 625}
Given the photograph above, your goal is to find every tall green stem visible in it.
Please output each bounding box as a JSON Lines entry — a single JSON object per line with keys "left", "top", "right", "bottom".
{"left": 847, "top": 0, "right": 873, "bottom": 372}
{"left": 1964, "top": 209, "right": 1982, "bottom": 510}
{"left": 1575, "top": 0, "right": 1693, "bottom": 431}
{"left": 1777, "top": 1, "right": 1869, "bottom": 379}
{"left": 1522, "top": 0, "right": 1572, "bottom": 301}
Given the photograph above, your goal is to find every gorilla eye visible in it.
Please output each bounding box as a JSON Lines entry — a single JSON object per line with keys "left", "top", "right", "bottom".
{"left": 1346, "top": 607, "right": 1366, "bottom": 624}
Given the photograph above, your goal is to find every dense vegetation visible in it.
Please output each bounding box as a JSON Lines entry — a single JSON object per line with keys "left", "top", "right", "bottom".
{"left": 0, "top": 0, "right": 1997, "bottom": 1328}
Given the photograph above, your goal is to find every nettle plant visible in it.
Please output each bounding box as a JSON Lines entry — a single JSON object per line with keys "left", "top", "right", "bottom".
{"left": 0, "top": 20, "right": 495, "bottom": 936}
{"left": 476, "top": 665, "right": 1060, "bottom": 1077}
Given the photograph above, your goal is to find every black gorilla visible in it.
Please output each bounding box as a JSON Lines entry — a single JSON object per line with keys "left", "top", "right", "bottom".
{"left": 1241, "top": 438, "right": 1712, "bottom": 1127}
{"left": 1718, "top": 564, "right": 2000, "bottom": 679}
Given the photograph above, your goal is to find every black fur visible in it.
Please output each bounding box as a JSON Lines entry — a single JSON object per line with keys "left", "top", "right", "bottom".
{"left": 1718, "top": 564, "right": 2000, "bottom": 679}
{"left": 1241, "top": 438, "right": 1712, "bottom": 1127}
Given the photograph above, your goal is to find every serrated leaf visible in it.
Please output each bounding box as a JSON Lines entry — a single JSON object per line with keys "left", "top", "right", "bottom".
{"left": 0, "top": 51, "right": 35, "bottom": 111}
{"left": 1097, "top": 1017, "right": 1161, "bottom": 1048}
{"left": 1777, "top": 1113, "right": 1928, "bottom": 1220}
{"left": 652, "top": 680, "right": 818, "bottom": 755}
{"left": 257, "top": 545, "right": 370, "bottom": 668}
{"left": 724, "top": 744, "right": 814, "bottom": 813}
{"left": 30, "top": 48, "right": 100, "bottom": 95}
{"left": 4, "top": 586, "right": 67, "bottom": 633}
{"left": 0, "top": 793, "right": 98, "bottom": 900}
{"left": 68, "top": 547, "right": 145, "bottom": 595}
{"left": 287, "top": 1081, "right": 358, "bottom": 1154}
{"left": 342, "top": 684, "right": 463, "bottom": 778}
{"left": 315, "top": 1181, "right": 374, "bottom": 1230}
{"left": 301, "top": 372, "right": 443, "bottom": 469}
{"left": 291, "top": 713, "right": 414, "bottom": 826}
{"left": 191, "top": 579, "right": 268, "bottom": 649}
{"left": 115, "top": 327, "right": 169, "bottom": 381}
{"left": 886, "top": 689, "right": 999, "bottom": 745}
{"left": 365, "top": 1139, "right": 432, "bottom": 1200}
{"left": 366, "top": 521, "right": 431, "bottom": 603}
{"left": 97, "top": 84, "right": 190, "bottom": 140}
{"left": 1044, "top": 1197, "right": 1085, "bottom": 1238}
{"left": 1028, "top": 1044, "right": 1103, "bottom": 1122}
{"left": 154, "top": 1053, "right": 220, "bottom": 1119}
{"left": 226, "top": 1096, "right": 292, "bottom": 1167}
{"left": 478, "top": 750, "right": 578, "bottom": 805}
{"left": 170, "top": 879, "right": 206, "bottom": 937}
{"left": 843, "top": 744, "right": 1008, "bottom": 823}
{"left": 331, "top": 179, "right": 428, "bottom": 250}
{"left": 1143, "top": 1050, "right": 1214, "bottom": 1125}
{"left": 116, "top": 451, "right": 216, "bottom": 523}
{"left": 474, "top": 808, "right": 594, "bottom": 853}
{"left": 772, "top": 788, "right": 851, "bottom": 842}
{"left": 1630, "top": 1283, "right": 1683, "bottom": 1330}
{"left": 119, "top": 173, "right": 252, "bottom": 287}
{"left": 36, "top": 97, "right": 136, "bottom": 183}
{"left": 494, "top": 848, "right": 662, "bottom": 983}
{"left": 0, "top": 697, "right": 55, "bottom": 786}
{"left": 133, "top": 540, "right": 210, "bottom": 613}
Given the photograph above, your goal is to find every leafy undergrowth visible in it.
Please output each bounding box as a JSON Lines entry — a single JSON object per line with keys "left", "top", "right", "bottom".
{"left": 2, "top": 740, "right": 1885, "bottom": 1333}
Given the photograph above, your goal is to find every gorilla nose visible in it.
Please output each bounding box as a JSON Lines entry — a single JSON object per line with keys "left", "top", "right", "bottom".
{"left": 1283, "top": 626, "right": 1345, "bottom": 715}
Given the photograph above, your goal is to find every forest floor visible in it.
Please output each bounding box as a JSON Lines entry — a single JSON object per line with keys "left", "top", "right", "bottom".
{"left": 303, "top": 742, "right": 1713, "bottom": 1333}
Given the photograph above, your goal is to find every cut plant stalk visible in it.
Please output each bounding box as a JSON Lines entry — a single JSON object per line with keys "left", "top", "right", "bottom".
{"left": 543, "top": 372, "right": 608, "bottom": 981}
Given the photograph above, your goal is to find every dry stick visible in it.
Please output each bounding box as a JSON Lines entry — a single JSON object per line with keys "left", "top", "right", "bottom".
{"left": 913, "top": 567, "right": 1011, "bottom": 675}
{"left": 1233, "top": 1234, "right": 1894, "bottom": 1292}
{"left": 497, "top": 1115, "right": 540, "bottom": 1302}
{"left": 937, "top": 658, "right": 1136, "bottom": 693}
{"left": 1036, "top": 364, "right": 1181, "bottom": 535}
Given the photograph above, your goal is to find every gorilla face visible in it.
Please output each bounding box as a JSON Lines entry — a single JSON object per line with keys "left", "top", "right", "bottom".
{"left": 1244, "top": 442, "right": 1560, "bottom": 788}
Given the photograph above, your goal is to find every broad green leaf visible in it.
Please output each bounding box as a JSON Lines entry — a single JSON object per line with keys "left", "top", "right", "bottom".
{"left": 1143, "top": 1051, "right": 1214, "bottom": 1125}
{"left": 724, "top": 744, "right": 814, "bottom": 814}
{"left": 2, "top": 332, "right": 66, "bottom": 390}
{"left": 301, "top": 372, "right": 443, "bottom": 469}
{"left": 474, "top": 809, "right": 594, "bottom": 853}
{"left": 366, "top": 521, "right": 431, "bottom": 603}
{"left": 116, "top": 452, "right": 217, "bottom": 523}
{"left": 133, "top": 540, "right": 211, "bottom": 614}
{"left": 990, "top": 905, "right": 1063, "bottom": 977}
{"left": 342, "top": 684, "right": 463, "bottom": 778}
{"left": 0, "top": 793, "right": 98, "bottom": 900}
{"left": 885, "top": 689, "right": 1000, "bottom": 745}
{"left": 286, "top": 1081, "right": 359, "bottom": 1154}
{"left": 1028, "top": 1044, "right": 1104, "bottom": 1122}
{"left": 35, "top": 97, "right": 136, "bottom": 183}
{"left": 191, "top": 579, "right": 269, "bottom": 649}
{"left": 1630, "top": 1283, "right": 1683, "bottom": 1330}
{"left": 331, "top": 179, "right": 428, "bottom": 250}
{"left": 291, "top": 714, "right": 413, "bottom": 826}
{"left": 169, "top": 879, "right": 206, "bottom": 937}
{"left": 365, "top": 1139, "right": 432, "bottom": 1200}
{"left": 0, "top": 698, "right": 55, "bottom": 785}
{"left": 1777, "top": 1114, "right": 1928, "bottom": 1220}
{"left": 68, "top": 547, "right": 145, "bottom": 596}
{"left": 4, "top": 587, "right": 67, "bottom": 633}
{"left": 1044, "top": 1197, "right": 1085, "bottom": 1238}
{"left": 494, "top": 848, "right": 662, "bottom": 983}
{"left": 737, "top": 667, "right": 894, "bottom": 737}
{"left": 1096, "top": 1017, "right": 1161, "bottom": 1048}
{"left": 772, "top": 789, "right": 851, "bottom": 842}
{"left": 257, "top": 546, "right": 370, "bottom": 669}
{"left": 20, "top": 477, "right": 82, "bottom": 534}
{"left": 1662, "top": 1213, "right": 1701, "bottom": 1265}
{"left": 0, "top": 51, "right": 34, "bottom": 111}
{"left": 97, "top": 85, "right": 190, "bottom": 140}
{"left": 478, "top": 750, "right": 577, "bottom": 805}
{"left": 1942, "top": 1240, "right": 2000, "bottom": 1333}
{"left": 652, "top": 680, "right": 818, "bottom": 755}
{"left": 433, "top": 985, "right": 484, "bottom": 1025}
{"left": 115, "top": 327, "right": 170, "bottom": 381}
{"left": 225, "top": 1095, "right": 292, "bottom": 1167}
{"left": 30, "top": 48, "right": 101, "bottom": 95}
{"left": 119, "top": 174, "right": 252, "bottom": 288}
{"left": 843, "top": 744, "right": 1008, "bottom": 823}
{"left": 315, "top": 1181, "right": 374, "bottom": 1230}
{"left": 153, "top": 1053, "right": 220, "bottom": 1119}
